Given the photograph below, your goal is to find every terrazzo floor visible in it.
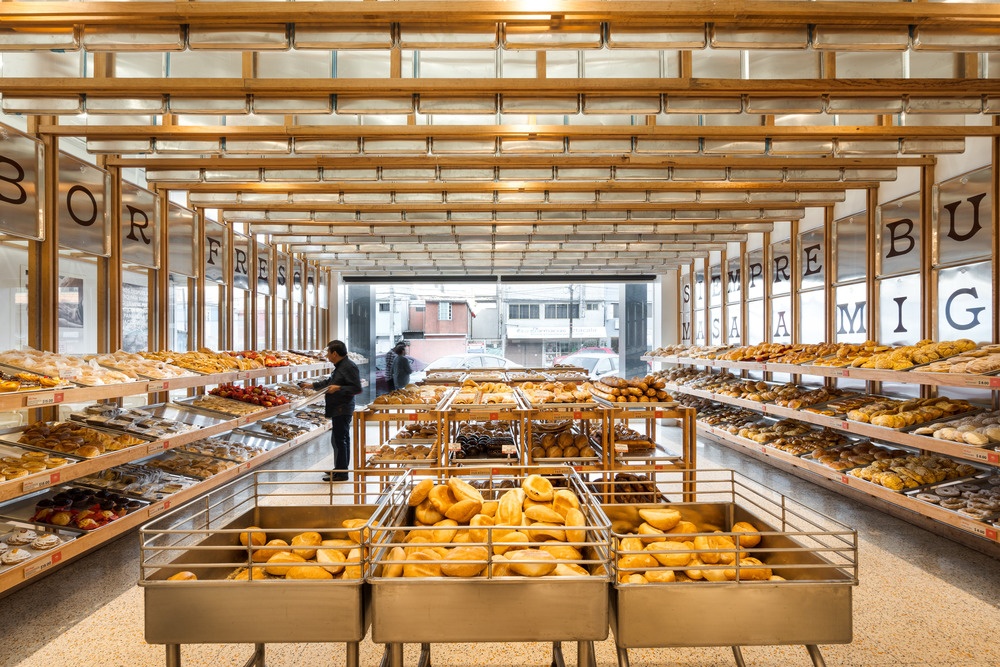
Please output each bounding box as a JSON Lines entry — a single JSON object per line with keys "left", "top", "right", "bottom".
{"left": 2, "top": 427, "right": 999, "bottom": 667}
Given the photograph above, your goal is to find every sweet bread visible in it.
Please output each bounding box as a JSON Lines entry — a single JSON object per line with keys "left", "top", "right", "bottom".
{"left": 506, "top": 549, "right": 557, "bottom": 577}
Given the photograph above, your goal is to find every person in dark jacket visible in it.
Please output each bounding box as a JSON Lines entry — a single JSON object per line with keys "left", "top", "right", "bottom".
{"left": 393, "top": 348, "right": 413, "bottom": 389}
{"left": 384, "top": 345, "right": 398, "bottom": 393}
{"left": 300, "top": 340, "right": 362, "bottom": 482}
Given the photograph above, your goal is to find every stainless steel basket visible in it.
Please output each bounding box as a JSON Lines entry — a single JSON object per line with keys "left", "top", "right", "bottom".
{"left": 139, "top": 469, "right": 407, "bottom": 666}
{"left": 595, "top": 468, "right": 858, "bottom": 667}
{"left": 368, "top": 466, "right": 611, "bottom": 665}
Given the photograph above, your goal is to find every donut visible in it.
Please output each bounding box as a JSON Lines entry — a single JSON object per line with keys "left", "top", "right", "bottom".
{"left": 957, "top": 483, "right": 981, "bottom": 493}
{"left": 915, "top": 493, "right": 941, "bottom": 504}
{"left": 957, "top": 507, "right": 991, "bottom": 520}
{"left": 939, "top": 498, "right": 966, "bottom": 510}
{"left": 935, "top": 486, "right": 960, "bottom": 498}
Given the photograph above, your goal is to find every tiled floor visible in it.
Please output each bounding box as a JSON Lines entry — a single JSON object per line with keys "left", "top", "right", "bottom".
{"left": 2, "top": 430, "right": 999, "bottom": 667}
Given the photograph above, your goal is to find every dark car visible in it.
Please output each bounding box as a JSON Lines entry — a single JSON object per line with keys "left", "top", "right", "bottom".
{"left": 375, "top": 354, "right": 428, "bottom": 394}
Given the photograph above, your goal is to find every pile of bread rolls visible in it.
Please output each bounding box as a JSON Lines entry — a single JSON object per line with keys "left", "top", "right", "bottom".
{"left": 227, "top": 523, "right": 367, "bottom": 580}
{"left": 588, "top": 375, "right": 671, "bottom": 404}
{"left": 377, "top": 474, "right": 601, "bottom": 578}
{"left": 614, "top": 508, "right": 778, "bottom": 584}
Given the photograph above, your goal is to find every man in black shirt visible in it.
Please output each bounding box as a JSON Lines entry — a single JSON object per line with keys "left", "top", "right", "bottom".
{"left": 300, "top": 340, "right": 362, "bottom": 482}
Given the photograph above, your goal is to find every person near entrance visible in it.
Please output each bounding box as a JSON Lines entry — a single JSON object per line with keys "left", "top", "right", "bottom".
{"left": 392, "top": 342, "right": 413, "bottom": 389}
{"left": 384, "top": 344, "right": 399, "bottom": 393}
{"left": 300, "top": 340, "right": 362, "bottom": 482}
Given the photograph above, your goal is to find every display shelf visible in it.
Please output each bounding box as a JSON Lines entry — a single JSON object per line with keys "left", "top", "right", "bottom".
{"left": 699, "top": 425, "right": 1000, "bottom": 548}
{"left": 355, "top": 403, "right": 446, "bottom": 471}
{"left": 0, "top": 362, "right": 332, "bottom": 412}
{"left": 650, "top": 353, "right": 1000, "bottom": 549}
{"left": 0, "top": 421, "right": 329, "bottom": 597}
{"left": 523, "top": 404, "right": 609, "bottom": 473}
{"left": 443, "top": 404, "right": 525, "bottom": 467}
{"left": 606, "top": 405, "right": 696, "bottom": 475}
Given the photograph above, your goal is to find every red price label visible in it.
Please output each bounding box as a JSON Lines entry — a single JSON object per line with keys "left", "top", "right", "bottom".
{"left": 989, "top": 452, "right": 1000, "bottom": 464}
{"left": 54, "top": 392, "right": 64, "bottom": 403}
{"left": 840, "top": 475, "right": 850, "bottom": 485}
{"left": 489, "top": 412, "right": 499, "bottom": 421}
{"left": 841, "top": 421, "right": 850, "bottom": 430}
{"left": 408, "top": 413, "right": 418, "bottom": 421}
{"left": 760, "top": 445, "right": 767, "bottom": 454}
{"left": 760, "top": 363, "right": 767, "bottom": 371}
{"left": 654, "top": 464, "right": 665, "bottom": 470}
{"left": 654, "top": 411, "right": 663, "bottom": 419}
{"left": 573, "top": 411, "right": 582, "bottom": 419}
{"left": 992, "top": 378, "right": 1000, "bottom": 389}
{"left": 987, "top": 528, "right": 998, "bottom": 541}
{"left": 760, "top": 405, "right": 768, "bottom": 415}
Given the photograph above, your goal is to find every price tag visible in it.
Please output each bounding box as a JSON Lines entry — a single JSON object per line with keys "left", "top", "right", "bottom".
{"left": 408, "top": 413, "right": 419, "bottom": 422}
{"left": 987, "top": 527, "right": 998, "bottom": 542}
{"left": 24, "top": 551, "right": 62, "bottom": 577}
{"left": 366, "top": 445, "right": 379, "bottom": 454}
{"left": 501, "top": 444, "right": 516, "bottom": 455}
{"left": 23, "top": 472, "right": 60, "bottom": 493}
{"left": 239, "top": 371, "right": 252, "bottom": 380}
{"left": 654, "top": 411, "right": 663, "bottom": 419}
{"left": 614, "top": 443, "right": 629, "bottom": 453}
{"left": 760, "top": 404, "right": 768, "bottom": 415}
{"left": 489, "top": 412, "right": 499, "bottom": 421}
{"left": 26, "top": 392, "right": 63, "bottom": 407}
{"left": 963, "top": 520, "right": 990, "bottom": 539}
{"left": 148, "top": 500, "right": 171, "bottom": 517}
{"left": 842, "top": 369, "right": 850, "bottom": 378}
{"left": 58, "top": 369, "right": 79, "bottom": 380}
{"left": 654, "top": 464, "right": 666, "bottom": 470}
{"left": 841, "top": 420, "right": 850, "bottom": 431}
{"left": 148, "top": 380, "right": 169, "bottom": 392}
{"left": 840, "top": 475, "right": 850, "bottom": 485}
{"left": 147, "top": 441, "right": 169, "bottom": 455}
{"left": 573, "top": 411, "right": 582, "bottom": 419}
{"left": 760, "top": 363, "right": 767, "bottom": 372}
{"left": 989, "top": 452, "right": 1000, "bottom": 465}
{"left": 760, "top": 445, "right": 767, "bottom": 454}
{"left": 448, "top": 443, "right": 462, "bottom": 453}
{"left": 573, "top": 466, "right": 584, "bottom": 472}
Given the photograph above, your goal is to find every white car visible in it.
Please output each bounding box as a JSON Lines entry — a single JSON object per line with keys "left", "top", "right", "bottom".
{"left": 555, "top": 351, "right": 619, "bottom": 381}
{"left": 410, "top": 353, "right": 523, "bottom": 383}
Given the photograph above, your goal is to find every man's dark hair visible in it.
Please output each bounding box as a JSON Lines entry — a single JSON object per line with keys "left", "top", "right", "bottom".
{"left": 393, "top": 341, "right": 406, "bottom": 353}
{"left": 327, "top": 340, "right": 348, "bottom": 356}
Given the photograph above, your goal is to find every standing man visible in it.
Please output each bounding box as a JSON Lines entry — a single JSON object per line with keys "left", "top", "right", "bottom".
{"left": 384, "top": 343, "right": 399, "bottom": 393}
{"left": 392, "top": 342, "right": 413, "bottom": 389}
{"left": 300, "top": 340, "right": 361, "bottom": 482}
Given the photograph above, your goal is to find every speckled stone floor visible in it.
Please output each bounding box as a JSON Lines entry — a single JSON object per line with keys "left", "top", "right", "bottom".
{"left": 2, "top": 427, "right": 999, "bottom": 667}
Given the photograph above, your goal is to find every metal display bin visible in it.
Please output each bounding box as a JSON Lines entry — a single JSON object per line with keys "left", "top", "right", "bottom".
{"left": 139, "top": 469, "right": 406, "bottom": 667}
{"left": 368, "top": 466, "right": 612, "bottom": 667}
{"left": 600, "top": 469, "right": 858, "bottom": 667}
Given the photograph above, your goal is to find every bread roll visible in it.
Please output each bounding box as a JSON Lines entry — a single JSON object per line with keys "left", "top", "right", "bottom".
{"left": 320, "top": 538, "right": 358, "bottom": 556}
{"left": 490, "top": 553, "right": 511, "bottom": 577}
{"left": 451, "top": 530, "right": 471, "bottom": 543}
{"left": 445, "top": 498, "right": 482, "bottom": 523}
{"left": 291, "top": 531, "right": 322, "bottom": 559}
{"left": 403, "top": 550, "right": 442, "bottom": 578}
{"left": 684, "top": 556, "right": 706, "bottom": 580}
{"left": 382, "top": 546, "right": 406, "bottom": 578}
{"left": 265, "top": 551, "right": 306, "bottom": 576}
{"left": 524, "top": 505, "right": 565, "bottom": 524}
{"left": 480, "top": 500, "right": 499, "bottom": 517}
{"left": 469, "top": 514, "right": 494, "bottom": 542}
{"left": 619, "top": 553, "right": 659, "bottom": 570}
{"left": 731, "top": 521, "right": 762, "bottom": 547}
{"left": 239, "top": 526, "right": 266, "bottom": 547}
{"left": 522, "top": 474, "right": 554, "bottom": 502}
{"left": 492, "top": 530, "right": 529, "bottom": 555}
{"left": 644, "top": 541, "right": 691, "bottom": 567}
{"left": 408, "top": 479, "right": 434, "bottom": 506}
{"left": 342, "top": 519, "right": 370, "bottom": 544}
{"left": 563, "top": 508, "right": 586, "bottom": 543}
{"left": 524, "top": 523, "right": 567, "bottom": 542}
{"left": 286, "top": 564, "right": 334, "bottom": 580}
{"left": 415, "top": 498, "right": 445, "bottom": 525}
{"left": 638, "top": 508, "right": 682, "bottom": 531}
{"left": 253, "top": 538, "right": 290, "bottom": 562}
{"left": 507, "top": 549, "right": 557, "bottom": 577}
{"left": 637, "top": 522, "right": 667, "bottom": 543}
{"left": 644, "top": 569, "right": 676, "bottom": 583}
{"left": 343, "top": 548, "right": 363, "bottom": 580}
{"left": 626, "top": 573, "right": 649, "bottom": 585}
{"left": 441, "top": 545, "right": 489, "bottom": 577}
{"left": 618, "top": 536, "right": 645, "bottom": 553}
{"left": 431, "top": 519, "right": 459, "bottom": 544}
{"left": 726, "top": 557, "right": 771, "bottom": 581}
{"left": 553, "top": 563, "right": 589, "bottom": 577}
{"left": 665, "top": 521, "right": 698, "bottom": 541}
{"left": 317, "top": 547, "right": 347, "bottom": 574}
{"left": 540, "top": 544, "right": 582, "bottom": 561}
{"left": 496, "top": 489, "right": 523, "bottom": 527}
{"left": 447, "top": 477, "right": 485, "bottom": 505}
{"left": 429, "top": 484, "right": 458, "bottom": 514}
{"left": 167, "top": 571, "right": 197, "bottom": 581}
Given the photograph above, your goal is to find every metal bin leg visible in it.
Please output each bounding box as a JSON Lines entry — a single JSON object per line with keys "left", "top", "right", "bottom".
{"left": 615, "top": 645, "right": 630, "bottom": 667}
{"left": 165, "top": 644, "right": 181, "bottom": 667}
{"left": 417, "top": 643, "right": 431, "bottom": 667}
{"left": 577, "top": 640, "right": 596, "bottom": 667}
{"left": 239, "top": 644, "right": 265, "bottom": 667}
{"left": 383, "top": 643, "right": 404, "bottom": 667}
{"left": 551, "top": 641, "right": 566, "bottom": 667}
{"left": 731, "top": 646, "right": 747, "bottom": 667}
{"left": 346, "top": 641, "right": 360, "bottom": 667}
{"left": 805, "top": 645, "right": 827, "bottom": 667}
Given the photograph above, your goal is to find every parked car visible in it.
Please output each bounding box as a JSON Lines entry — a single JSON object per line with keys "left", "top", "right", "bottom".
{"left": 553, "top": 351, "right": 619, "bottom": 380}
{"left": 552, "top": 346, "right": 616, "bottom": 366}
{"left": 375, "top": 354, "right": 428, "bottom": 393}
{"left": 410, "top": 353, "right": 523, "bottom": 383}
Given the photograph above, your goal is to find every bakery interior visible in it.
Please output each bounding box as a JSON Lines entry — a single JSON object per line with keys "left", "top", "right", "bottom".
{"left": 1, "top": 2, "right": 1000, "bottom": 666}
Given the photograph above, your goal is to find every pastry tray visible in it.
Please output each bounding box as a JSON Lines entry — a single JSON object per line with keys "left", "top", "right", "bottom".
{"left": 904, "top": 473, "right": 1000, "bottom": 522}
{"left": 0, "top": 520, "right": 81, "bottom": 573}
{"left": 2, "top": 421, "right": 153, "bottom": 457}
{"left": 74, "top": 465, "right": 200, "bottom": 502}
{"left": 138, "top": 403, "right": 231, "bottom": 429}
{"left": 0, "top": 440, "right": 81, "bottom": 472}
{"left": 0, "top": 485, "right": 149, "bottom": 530}
{"left": 592, "top": 396, "right": 678, "bottom": 409}
{"left": 172, "top": 395, "right": 268, "bottom": 418}
{"left": 0, "top": 363, "right": 76, "bottom": 392}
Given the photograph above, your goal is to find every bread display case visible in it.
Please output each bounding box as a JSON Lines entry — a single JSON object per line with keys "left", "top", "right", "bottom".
{"left": 647, "top": 345, "right": 1000, "bottom": 553}
{"left": 139, "top": 469, "right": 405, "bottom": 667}
{"left": 599, "top": 468, "right": 858, "bottom": 667}
{"left": 368, "top": 467, "right": 612, "bottom": 667}
{"left": 0, "top": 358, "right": 333, "bottom": 596}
